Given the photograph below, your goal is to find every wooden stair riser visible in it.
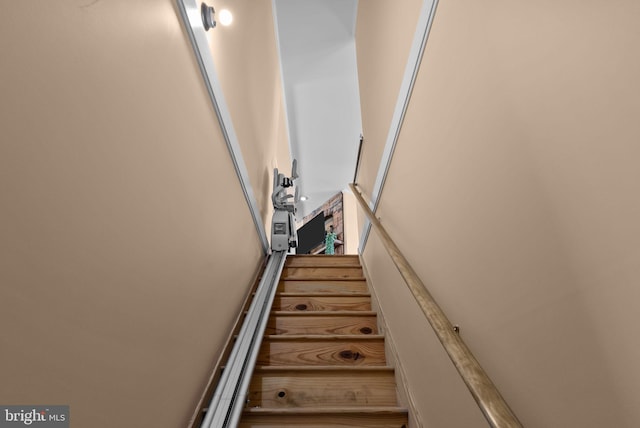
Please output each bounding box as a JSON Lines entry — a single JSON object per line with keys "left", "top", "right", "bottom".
{"left": 247, "top": 369, "right": 398, "bottom": 408}
{"left": 282, "top": 267, "right": 364, "bottom": 280}
{"left": 285, "top": 255, "right": 360, "bottom": 267}
{"left": 239, "top": 409, "right": 408, "bottom": 428}
{"left": 257, "top": 338, "right": 386, "bottom": 366}
{"left": 273, "top": 296, "right": 371, "bottom": 312}
{"left": 266, "top": 315, "right": 378, "bottom": 335}
{"left": 278, "top": 280, "right": 368, "bottom": 294}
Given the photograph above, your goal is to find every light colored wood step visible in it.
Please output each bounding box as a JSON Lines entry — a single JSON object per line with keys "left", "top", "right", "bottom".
{"left": 281, "top": 267, "right": 364, "bottom": 281}
{"left": 266, "top": 313, "right": 378, "bottom": 335}
{"left": 253, "top": 292, "right": 371, "bottom": 300}
{"left": 273, "top": 295, "right": 371, "bottom": 312}
{"left": 239, "top": 407, "right": 408, "bottom": 428}
{"left": 257, "top": 336, "right": 386, "bottom": 366}
{"left": 286, "top": 255, "right": 361, "bottom": 267}
{"left": 278, "top": 280, "right": 368, "bottom": 294}
{"left": 271, "top": 311, "right": 377, "bottom": 316}
{"left": 247, "top": 366, "right": 398, "bottom": 409}
{"left": 276, "top": 292, "right": 371, "bottom": 297}
{"left": 236, "top": 255, "right": 408, "bottom": 428}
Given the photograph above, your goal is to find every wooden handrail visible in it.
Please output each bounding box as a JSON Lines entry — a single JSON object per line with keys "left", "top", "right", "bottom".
{"left": 349, "top": 183, "right": 523, "bottom": 428}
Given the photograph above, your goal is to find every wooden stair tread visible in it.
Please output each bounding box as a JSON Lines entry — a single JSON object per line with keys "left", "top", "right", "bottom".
{"left": 283, "top": 267, "right": 362, "bottom": 271}
{"left": 273, "top": 295, "right": 371, "bottom": 312}
{"left": 287, "top": 255, "right": 360, "bottom": 259}
{"left": 254, "top": 365, "right": 394, "bottom": 372}
{"left": 284, "top": 263, "right": 362, "bottom": 268}
{"left": 272, "top": 311, "right": 377, "bottom": 316}
{"left": 266, "top": 314, "right": 378, "bottom": 335}
{"left": 240, "top": 410, "right": 408, "bottom": 428}
{"left": 278, "top": 280, "right": 368, "bottom": 294}
{"left": 280, "top": 279, "right": 367, "bottom": 282}
{"left": 285, "top": 259, "right": 361, "bottom": 265}
{"left": 258, "top": 338, "right": 386, "bottom": 366}
{"left": 244, "top": 406, "right": 408, "bottom": 415}
{"left": 276, "top": 292, "right": 371, "bottom": 297}
{"left": 265, "top": 334, "right": 384, "bottom": 340}
{"left": 287, "top": 255, "right": 360, "bottom": 258}
{"left": 248, "top": 369, "right": 399, "bottom": 408}
{"left": 237, "top": 334, "right": 383, "bottom": 341}
{"left": 285, "top": 255, "right": 361, "bottom": 268}
{"left": 280, "top": 278, "right": 366, "bottom": 281}
{"left": 282, "top": 267, "right": 365, "bottom": 281}
{"left": 250, "top": 311, "right": 377, "bottom": 316}
{"left": 225, "top": 365, "right": 394, "bottom": 373}
{"left": 286, "top": 257, "right": 360, "bottom": 259}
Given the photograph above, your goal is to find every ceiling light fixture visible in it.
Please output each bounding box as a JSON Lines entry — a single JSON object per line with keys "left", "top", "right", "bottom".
{"left": 219, "top": 9, "right": 233, "bottom": 26}
{"left": 300, "top": 196, "right": 308, "bottom": 201}
{"left": 201, "top": 2, "right": 216, "bottom": 30}
{"left": 201, "top": 2, "right": 233, "bottom": 30}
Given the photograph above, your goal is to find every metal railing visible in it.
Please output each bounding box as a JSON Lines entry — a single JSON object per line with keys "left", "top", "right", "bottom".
{"left": 200, "top": 250, "right": 287, "bottom": 428}
{"left": 353, "top": 134, "right": 364, "bottom": 184}
{"left": 349, "top": 183, "right": 523, "bottom": 428}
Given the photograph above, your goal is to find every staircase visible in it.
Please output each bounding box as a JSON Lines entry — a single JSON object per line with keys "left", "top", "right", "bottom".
{"left": 239, "top": 254, "right": 408, "bottom": 427}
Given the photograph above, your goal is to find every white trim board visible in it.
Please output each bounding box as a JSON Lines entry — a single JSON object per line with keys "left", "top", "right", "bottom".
{"left": 271, "top": 0, "right": 295, "bottom": 168}
{"left": 358, "top": 0, "right": 439, "bottom": 254}
{"left": 177, "top": 0, "right": 269, "bottom": 253}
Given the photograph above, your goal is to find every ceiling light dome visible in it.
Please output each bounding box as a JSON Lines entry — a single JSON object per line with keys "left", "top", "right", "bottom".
{"left": 219, "top": 9, "right": 233, "bottom": 26}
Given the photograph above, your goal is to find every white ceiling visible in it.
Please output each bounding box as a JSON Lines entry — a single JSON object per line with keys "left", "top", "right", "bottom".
{"left": 273, "top": 0, "right": 362, "bottom": 218}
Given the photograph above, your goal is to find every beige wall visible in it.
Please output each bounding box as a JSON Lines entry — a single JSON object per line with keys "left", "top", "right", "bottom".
{"left": 358, "top": 0, "right": 640, "bottom": 427}
{"left": 362, "top": 233, "right": 487, "bottom": 427}
{"left": 0, "top": 1, "right": 284, "bottom": 426}
{"left": 209, "top": 0, "right": 291, "bottom": 231}
{"left": 355, "top": 0, "right": 423, "bottom": 199}
{"left": 341, "top": 189, "right": 360, "bottom": 254}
